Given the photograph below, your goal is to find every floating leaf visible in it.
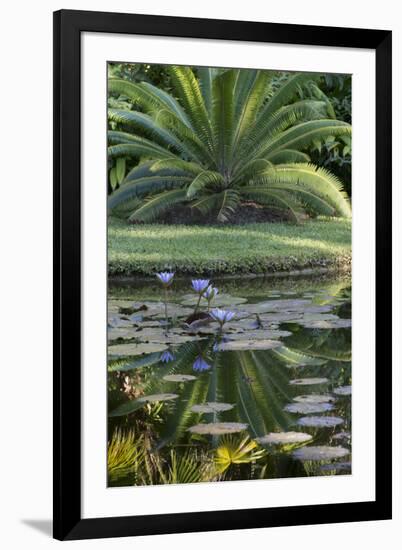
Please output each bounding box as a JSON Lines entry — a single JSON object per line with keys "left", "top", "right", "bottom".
{"left": 108, "top": 342, "right": 168, "bottom": 357}
{"left": 217, "top": 339, "right": 282, "bottom": 351}
{"left": 181, "top": 294, "right": 247, "bottom": 307}
{"left": 293, "top": 445, "right": 349, "bottom": 461}
{"left": 108, "top": 315, "right": 133, "bottom": 328}
{"left": 129, "top": 328, "right": 203, "bottom": 345}
{"left": 293, "top": 394, "right": 335, "bottom": 404}
{"left": 108, "top": 328, "right": 137, "bottom": 341}
{"left": 242, "top": 299, "right": 311, "bottom": 314}
{"left": 284, "top": 402, "right": 334, "bottom": 414}
{"left": 289, "top": 378, "right": 329, "bottom": 386}
{"left": 163, "top": 374, "right": 197, "bottom": 382}
{"left": 297, "top": 416, "right": 344, "bottom": 428}
{"left": 190, "top": 402, "right": 235, "bottom": 414}
{"left": 333, "top": 385, "right": 352, "bottom": 396}
{"left": 187, "top": 422, "right": 248, "bottom": 435}
{"left": 256, "top": 432, "right": 312, "bottom": 445}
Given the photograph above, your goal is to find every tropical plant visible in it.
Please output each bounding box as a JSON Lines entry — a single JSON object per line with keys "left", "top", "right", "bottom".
{"left": 157, "top": 449, "right": 217, "bottom": 484}
{"left": 107, "top": 428, "right": 145, "bottom": 484}
{"left": 107, "top": 66, "right": 352, "bottom": 222}
{"left": 214, "top": 435, "right": 266, "bottom": 474}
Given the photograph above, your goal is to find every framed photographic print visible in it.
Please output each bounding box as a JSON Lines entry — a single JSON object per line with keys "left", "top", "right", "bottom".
{"left": 53, "top": 9, "right": 392, "bottom": 541}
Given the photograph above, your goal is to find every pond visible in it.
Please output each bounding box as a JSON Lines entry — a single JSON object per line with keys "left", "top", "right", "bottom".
{"left": 107, "top": 275, "right": 351, "bottom": 486}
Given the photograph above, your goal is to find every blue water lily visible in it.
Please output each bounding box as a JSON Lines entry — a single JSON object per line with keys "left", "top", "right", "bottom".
{"left": 156, "top": 271, "right": 175, "bottom": 286}
{"left": 193, "top": 356, "right": 211, "bottom": 372}
{"left": 203, "top": 285, "right": 219, "bottom": 311}
{"left": 191, "top": 279, "right": 210, "bottom": 294}
{"left": 203, "top": 285, "right": 218, "bottom": 300}
{"left": 211, "top": 308, "right": 236, "bottom": 328}
{"left": 160, "top": 350, "right": 175, "bottom": 363}
{"left": 191, "top": 279, "right": 210, "bottom": 313}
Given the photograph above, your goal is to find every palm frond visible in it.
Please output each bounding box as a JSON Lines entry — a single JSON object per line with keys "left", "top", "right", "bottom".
{"left": 233, "top": 158, "right": 274, "bottom": 184}
{"left": 266, "top": 149, "right": 311, "bottom": 164}
{"left": 259, "top": 72, "right": 320, "bottom": 121}
{"left": 149, "top": 158, "right": 204, "bottom": 176}
{"left": 270, "top": 163, "right": 351, "bottom": 217}
{"left": 211, "top": 70, "right": 236, "bottom": 170}
{"left": 260, "top": 119, "right": 351, "bottom": 157}
{"left": 186, "top": 170, "right": 225, "bottom": 198}
{"left": 198, "top": 67, "right": 219, "bottom": 114}
{"left": 107, "top": 428, "right": 144, "bottom": 484}
{"left": 169, "top": 66, "right": 214, "bottom": 151}
{"left": 240, "top": 186, "right": 303, "bottom": 222}
{"left": 215, "top": 435, "right": 265, "bottom": 474}
{"left": 230, "top": 70, "right": 271, "bottom": 163}
{"left": 108, "top": 109, "right": 193, "bottom": 157}
{"left": 108, "top": 175, "right": 191, "bottom": 210}
{"left": 129, "top": 188, "right": 188, "bottom": 222}
{"left": 108, "top": 78, "right": 189, "bottom": 125}
{"left": 217, "top": 189, "right": 240, "bottom": 222}
{"left": 108, "top": 138, "right": 178, "bottom": 161}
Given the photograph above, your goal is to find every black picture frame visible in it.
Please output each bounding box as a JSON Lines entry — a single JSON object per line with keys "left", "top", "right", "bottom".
{"left": 53, "top": 9, "right": 392, "bottom": 541}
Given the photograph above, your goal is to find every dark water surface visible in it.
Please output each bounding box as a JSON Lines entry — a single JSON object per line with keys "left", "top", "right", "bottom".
{"left": 107, "top": 275, "right": 351, "bottom": 486}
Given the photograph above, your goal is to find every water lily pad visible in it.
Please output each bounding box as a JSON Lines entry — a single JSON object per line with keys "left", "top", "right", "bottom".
{"left": 293, "top": 445, "right": 350, "bottom": 461}
{"left": 108, "top": 327, "right": 139, "bottom": 341}
{"left": 289, "top": 378, "right": 329, "bottom": 386}
{"left": 190, "top": 402, "right": 234, "bottom": 414}
{"left": 163, "top": 374, "right": 197, "bottom": 382}
{"left": 333, "top": 385, "right": 352, "bottom": 396}
{"left": 217, "top": 339, "right": 282, "bottom": 351}
{"left": 149, "top": 304, "right": 195, "bottom": 319}
{"left": 297, "top": 416, "right": 344, "bottom": 428}
{"left": 293, "top": 394, "right": 335, "bottom": 404}
{"left": 129, "top": 327, "right": 202, "bottom": 345}
{"left": 108, "top": 315, "right": 133, "bottom": 328}
{"left": 187, "top": 422, "right": 248, "bottom": 435}
{"left": 242, "top": 299, "right": 311, "bottom": 315}
{"left": 108, "top": 300, "right": 139, "bottom": 314}
{"left": 256, "top": 432, "right": 312, "bottom": 445}
{"left": 108, "top": 342, "right": 168, "bottom": 357}
{"left": 284, "top": 402, "right": 334, "bottom": 414}
{"left": 181, "top": 294, "right": 247, "bottom": 307}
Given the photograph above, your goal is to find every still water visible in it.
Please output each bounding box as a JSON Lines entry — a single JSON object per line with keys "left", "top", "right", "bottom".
{"left": 107, "top": 275, "right": 351, "bottom": 486}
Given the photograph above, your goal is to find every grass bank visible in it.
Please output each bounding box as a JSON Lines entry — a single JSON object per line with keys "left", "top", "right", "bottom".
{"left": 108, "top": 217, "right": 351, "bottom": 277}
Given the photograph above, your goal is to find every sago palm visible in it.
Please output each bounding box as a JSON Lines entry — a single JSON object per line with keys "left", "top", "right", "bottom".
{"left": 108, "top": 67, "right": 351, "bottom": 222}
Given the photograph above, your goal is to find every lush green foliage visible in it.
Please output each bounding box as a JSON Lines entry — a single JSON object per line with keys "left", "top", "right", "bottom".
{"left": 108, "top": 216, "right": 351, "bottom": 276}
{"left": 107, "top": 66, "right": 352, "bottom": 222}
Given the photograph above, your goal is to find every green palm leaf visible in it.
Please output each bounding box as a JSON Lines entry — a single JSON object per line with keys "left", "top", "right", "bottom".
{"left": 186, "top": 170, "right": 224, "bottom": 198}
{"left": 129, "top": 188, "right": 188, "bottom": 222}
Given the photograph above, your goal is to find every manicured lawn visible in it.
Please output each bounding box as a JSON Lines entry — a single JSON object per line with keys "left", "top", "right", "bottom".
{"left": 108, "top": 217, "right": 351, "bottom": 277}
